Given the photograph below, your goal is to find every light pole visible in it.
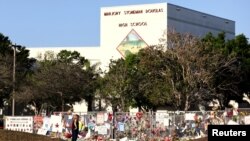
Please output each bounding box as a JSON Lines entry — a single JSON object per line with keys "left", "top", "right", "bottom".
{"left": 11, "top": 44, "right": 16, "bottom": 116}
{"left": 57, "top": 92, "right": 64, "bottom": 112}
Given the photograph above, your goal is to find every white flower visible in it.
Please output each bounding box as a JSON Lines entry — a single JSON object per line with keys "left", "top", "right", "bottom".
{"left": 229, "top": 100, "right": 238, "bottom": 109}
{"left": 243, "top": 93, "right": 250, "bottom": 104}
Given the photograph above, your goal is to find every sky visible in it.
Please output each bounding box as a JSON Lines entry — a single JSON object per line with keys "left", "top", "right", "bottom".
{"left": 0, "top": 0, "right": 249, "bottom": 47}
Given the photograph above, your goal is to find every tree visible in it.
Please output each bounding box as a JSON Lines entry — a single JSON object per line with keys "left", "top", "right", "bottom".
{"left": 101, "top": 31, "right": 247, "bottom": 111}
{"left": 0, "top": 33, "right": 34, "bottom": 110}
{"left": 166, "top": 32, "right": 218, "bottom": 110}
{"left": 163, "top": 31, "right": 250, "bottom": 110}
{"left": 17, "top": 50, "right": 99, "bottom": 114}
{"left": 101, "top": 48, "right": 175, "bottom": 111}
{"left": 126, "top": 49, "right": 174, "bottom": 111}
{"left": 101, "top": 59, "right": 132, "bottom": 112}
{"left": 57, "top": 50, "right": 100, "bottom": 111}
{"left": 0, "top": 53, "right": 12, "bottom": 107}
{"left": 202, "top": 33, "right": 250, "bottom": 106}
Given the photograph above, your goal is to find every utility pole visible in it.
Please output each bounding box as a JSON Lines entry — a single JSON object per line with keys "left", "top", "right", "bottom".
{"left": 12, "top": 44, "right": 16, "bottom": 116}
{"left": 61, "top": 92, "right": 64, "bottom": 112}
{"left": 57, "top": 92, "right": 64, "bottom": 112}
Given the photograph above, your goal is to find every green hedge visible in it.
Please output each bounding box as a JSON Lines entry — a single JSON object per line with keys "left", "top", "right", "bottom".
{"left": 0, "top": 130, "right": 63, "bottom": 141}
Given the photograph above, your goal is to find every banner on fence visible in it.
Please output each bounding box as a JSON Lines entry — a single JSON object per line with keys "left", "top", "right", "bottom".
{"left": 50, "top": 115, "right": 63, "bottom": 133}
{"left": 4, "top": 116, "right": 33, "bottom": 133}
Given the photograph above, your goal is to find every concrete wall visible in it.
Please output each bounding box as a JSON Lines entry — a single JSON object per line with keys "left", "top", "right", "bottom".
{"left": 167, "top": 3, "right": 235, "bottom": 39}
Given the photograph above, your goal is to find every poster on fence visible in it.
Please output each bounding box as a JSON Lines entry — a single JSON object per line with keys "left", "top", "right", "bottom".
{"left": 163, "top": 116, "right": 171, "bottom": 126}
{"left": 117, "top": 122, "right": 125, "bottom": 132}
{"left": 96, "top": 112, "right": 105, "bottom": 124}
{"left": 155, "top": 112, "right": 170, "bottom": 126}
{"left": 50, "top": 115, "right": 63, "bottom": 133}
{"left": 42, "top": 117, "right": 51, "bottom": 131}
{"left": 63, "top": 115, "right": 73, "bottom": 133}
{"left": 34, "top": 116, "right": 43, "bottom": 132}
{"left": 185, "top": 113, "right": 195, "bottom": 121}
{"left": 244, "top": 115, "right": 250, "bottom": 125}
{"left": 4, "top": 116, "right": 33, "bottom": 133}
{"left": 37, "top": 128, "right": 48, "bottom": 135}
{"left": 227, "top": 120, "right": 238, "bottom": 125}
{"left": 96, "top": 125, "right": 107, "bottom": 135}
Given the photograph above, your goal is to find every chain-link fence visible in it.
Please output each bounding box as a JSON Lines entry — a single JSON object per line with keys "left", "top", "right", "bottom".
{"left": 3, "top": 109, "right": 250, "bottom": 140}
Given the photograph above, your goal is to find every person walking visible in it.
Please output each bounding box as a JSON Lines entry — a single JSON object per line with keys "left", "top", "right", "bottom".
{"left": 71, "top": 114, "right": 79, "bottom": 141}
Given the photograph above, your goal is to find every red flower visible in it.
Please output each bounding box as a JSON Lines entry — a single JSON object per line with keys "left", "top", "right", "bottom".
{"left": 194, "top": 114, "right": 198, "bottom": 121}
{"left": 64, "top": 132, "right": 72, "bottom": 138}
{"left": 165, "top": 137, "right": 171, "bottom": 141}
{"left": 227, "top": 111, "right": 233, "bottom": 117}
{"left": 108, "top": 113, "right": 113, "bottom": 121}
{"left": 136, "top": 112, "right": 143, "bottom": 119}
{"left": 97, "top": 136, "right": 103, "bottom": 141}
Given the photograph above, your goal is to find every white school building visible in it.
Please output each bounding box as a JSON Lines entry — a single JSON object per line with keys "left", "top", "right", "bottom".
{"left": 28, "top": 3, "right": 235, "bottom": 112}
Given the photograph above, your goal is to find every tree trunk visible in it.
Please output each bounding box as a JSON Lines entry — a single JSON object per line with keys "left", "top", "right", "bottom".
{"left": 184, "top": 95, "right": 190, "bottom": 111}
{"left": 138, "top": 103, "right": 142, "bottom": 112}
{"left": 98, "top": 99, "right": 102, "bottom": 111}
{"left": 87, "top": 96, "right": 93, "bottom": 111}
{"left": 121, "top": 97, "right": 125, "bottom": 112}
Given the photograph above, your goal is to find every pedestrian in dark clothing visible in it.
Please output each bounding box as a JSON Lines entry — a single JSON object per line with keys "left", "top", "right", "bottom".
{"left": 71, "top": 114, "right": 79, "bottom": 141}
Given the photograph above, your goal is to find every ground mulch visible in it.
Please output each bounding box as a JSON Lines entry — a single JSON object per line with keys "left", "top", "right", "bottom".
{"left": 191, "top": 137, "right": 208, "bottom": 141}
{"left": 0, "top": 129, "right": 208, "bottom": 141}
{"left": 0, "top": 130, "right": 64, "bottom": 141}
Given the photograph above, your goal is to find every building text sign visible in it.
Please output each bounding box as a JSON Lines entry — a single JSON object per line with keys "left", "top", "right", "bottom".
{"left": 101, "top": 3, "right": 167, "bottom": 58}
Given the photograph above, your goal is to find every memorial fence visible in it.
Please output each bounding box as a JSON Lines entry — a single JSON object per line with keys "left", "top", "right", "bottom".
{"left": 2, "top": 109, "right": 250, "bottom": 140}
